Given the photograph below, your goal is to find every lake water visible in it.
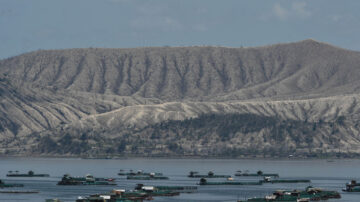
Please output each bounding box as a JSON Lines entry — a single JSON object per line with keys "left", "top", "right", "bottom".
{"left": 0, "top": 158, "right": 359, "bottom": 201}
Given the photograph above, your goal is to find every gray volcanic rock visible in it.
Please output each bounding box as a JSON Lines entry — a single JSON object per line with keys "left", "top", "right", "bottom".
{"left": 2, "top": 39, "right": 360, "bottom": 101}
{"left": 1, "top": 39, "right": 360, "bottom": 157}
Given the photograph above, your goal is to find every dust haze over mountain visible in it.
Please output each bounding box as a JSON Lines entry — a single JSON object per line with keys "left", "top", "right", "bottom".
{"left": 1, "top": 39, "right": 360, "bottom": 157}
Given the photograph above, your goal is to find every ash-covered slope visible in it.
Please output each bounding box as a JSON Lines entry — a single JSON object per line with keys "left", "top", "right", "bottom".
{"left": 2, "top": 39, "right": 360, "bottom": 101}
{"left": 1, "top": 39, "right": 360, "bottom": 157}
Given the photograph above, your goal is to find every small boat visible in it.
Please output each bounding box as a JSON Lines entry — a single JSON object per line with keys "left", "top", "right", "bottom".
{"left": 57, "top": 174, "right": 116, "bottom": 186}
{"left": 6, "top": 170, "right": 49, "bottom": 177}
{"left": 188, "top": 171, "right": 231, "bottom": 178}
{"left": 343, "top": 180, "right": 360, "bottom": 192}
{"left": 0, "top": 179, "right": 24, "bottom": 188}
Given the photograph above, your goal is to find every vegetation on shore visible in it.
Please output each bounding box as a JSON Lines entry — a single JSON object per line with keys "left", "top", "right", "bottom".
{"left": 9, "top": 113, "right": 354, "bottom": 158}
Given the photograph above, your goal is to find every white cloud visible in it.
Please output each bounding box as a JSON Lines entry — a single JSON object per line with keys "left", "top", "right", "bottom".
{"left": 272, "top": 1, "right": 311, "bottom": 21}
{"left": 273, "top": 3, "right": 288, "bottom": 20}
{"left": 292, "top": 2, "right": 311, "bottom": 18}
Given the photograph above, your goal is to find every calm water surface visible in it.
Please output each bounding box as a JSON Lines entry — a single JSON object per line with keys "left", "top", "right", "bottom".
{"left": 0, "top": 158, "right": 359, "bottom": 202}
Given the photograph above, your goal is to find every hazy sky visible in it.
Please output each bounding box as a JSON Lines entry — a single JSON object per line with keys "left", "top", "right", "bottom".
{"left": 0, "top": 0, "right": 359, "bottom": 59}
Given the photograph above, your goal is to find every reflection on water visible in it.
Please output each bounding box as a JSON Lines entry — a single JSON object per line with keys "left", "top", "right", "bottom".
{"left": 0, "top": 158, "right": 360, "bottom": 201}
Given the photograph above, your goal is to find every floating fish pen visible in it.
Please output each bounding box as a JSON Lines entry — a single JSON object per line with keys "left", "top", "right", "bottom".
{"left": 198, "top": 178, "right": 262, "bottom": 186}
{"left": 260, "top": 177, "right": 310, "bottom": 184}
{"left": 238, "top": 186, "right": 341, "bottom": 202}
{"left": 343, "top": 180, "right": 360, "bottom": 192}
{"left": 0, "top": 190, "right": 39, "bottom": 194}
{"left": 0, "top": 179, "right": 24, "bottom": 188}
{"left": 57, "top": 174, "right": 116, "bottom": 186}
{"left": 76, "top": 193, "right": 146, "bottom": 202}
{"left": 135, "top": 186, "right": 180, "bottom": 197}
{"left": 155, "top": 186, "right": 197, "bottom": 191}
{"left": 118, "top": 169, "right": 163, "bottom": 176}
{"left": 235, "top": 170, "right": 279, "bottom": 178}
{"left": 76, "top": 187, "right": 180, "bottom": 202}
{"left": 135, "top": 184, "right": 197, "bottom": 193}
{"left": 6, "top": 170, "right": 49, "bottom": 177}
{"left": 127, "top": 175, "right": 169, "bottom": 180}
{"left": 188, "top": 171, "right": 231, "bottom": 178}
{"left": 45, "top": 199, "right": 63, "bottom": 202}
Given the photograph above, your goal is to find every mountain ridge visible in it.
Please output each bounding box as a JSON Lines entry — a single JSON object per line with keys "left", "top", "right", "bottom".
{"left": 1, "top": 39, "right": 360, "bottom": 157}
{"left": 2, "top": 39, "right": 360, "bottom": 102}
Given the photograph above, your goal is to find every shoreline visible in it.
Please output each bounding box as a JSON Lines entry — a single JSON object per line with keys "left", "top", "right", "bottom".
{"left": 0, "top": 154, "right": 358, "bottom": 161}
